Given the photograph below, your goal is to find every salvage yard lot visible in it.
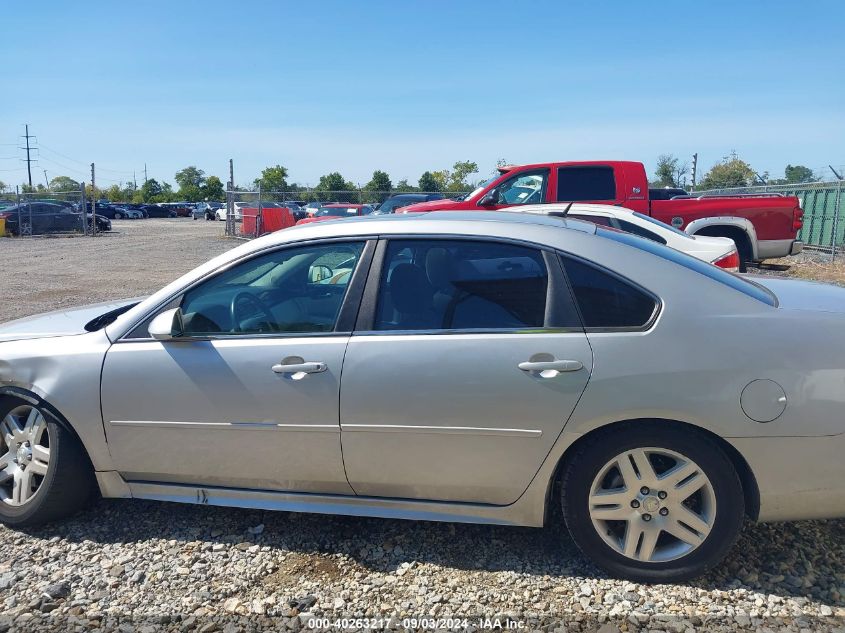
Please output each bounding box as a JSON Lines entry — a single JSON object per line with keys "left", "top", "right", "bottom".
{"left": 0, "top": 221, "right": 843, "bottom": 631}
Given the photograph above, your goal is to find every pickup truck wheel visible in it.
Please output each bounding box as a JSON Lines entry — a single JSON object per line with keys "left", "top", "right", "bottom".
{"left": 0, "top": 400, "right": 94, "bottom": 527}
{"left": 560, "top": 423, "right": 744, "bottom": 583}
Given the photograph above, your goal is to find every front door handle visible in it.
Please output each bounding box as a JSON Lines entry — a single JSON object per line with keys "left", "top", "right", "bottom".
{"left": 518, "top": 359, "right": 583, "bottom": 373}
{"left": 272, "top": 361, "right": 327, "bottom": 374}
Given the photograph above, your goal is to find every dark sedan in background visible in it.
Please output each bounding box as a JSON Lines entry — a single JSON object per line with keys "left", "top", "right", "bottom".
{"left": 0, "top": 202, "right": 110, "bottom": 235}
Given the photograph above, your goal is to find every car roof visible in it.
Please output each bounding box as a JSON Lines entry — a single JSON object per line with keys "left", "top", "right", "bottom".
{"left": 515, "top": 203, "right": 636, "bottom": 217}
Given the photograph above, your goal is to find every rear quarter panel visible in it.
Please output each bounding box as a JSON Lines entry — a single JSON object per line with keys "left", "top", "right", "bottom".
{"left": 651, "top": 198, "right": 799, "bottom": 240}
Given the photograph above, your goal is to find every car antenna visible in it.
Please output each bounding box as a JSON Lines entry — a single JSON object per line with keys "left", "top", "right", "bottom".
{"left": 560, "top": 202, "right": 574, "bottom": 216}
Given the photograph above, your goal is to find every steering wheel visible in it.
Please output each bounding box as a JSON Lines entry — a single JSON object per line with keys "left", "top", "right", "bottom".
{"left": 230, "top": 291, "right": 276, "bottom": 333}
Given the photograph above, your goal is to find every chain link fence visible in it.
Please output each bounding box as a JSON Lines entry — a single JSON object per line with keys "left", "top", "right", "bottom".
{"left": 224, "top": 190, "right": 465, "bottom": 239}
{"left": 0, "top": 186, "right": 98, "bottom": 237}
{"left": 692, "top": 180, "right": 845, "bottom": 255}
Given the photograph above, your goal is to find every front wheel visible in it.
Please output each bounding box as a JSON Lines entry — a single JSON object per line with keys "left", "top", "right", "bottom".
{"left": 0, "top": 400, "right": 94, "bottom": 526}
{"left": 561, "top": 423, "right": 744, "bottom": 583}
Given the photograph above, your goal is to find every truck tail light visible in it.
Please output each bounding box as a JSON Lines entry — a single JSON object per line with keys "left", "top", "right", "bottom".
{"left": 712, "top": 250, "right": 740, "bottom": 272}
{"left": 792, "top": 206, "right": 804, "bottom": 232}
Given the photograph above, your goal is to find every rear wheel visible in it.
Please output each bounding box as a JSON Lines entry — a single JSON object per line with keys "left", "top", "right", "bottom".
{"left": 561, "top": 423, "right": 744, "bottom": 583}
{"left": 0, "top": 400, "right": 94, "bottom": 526}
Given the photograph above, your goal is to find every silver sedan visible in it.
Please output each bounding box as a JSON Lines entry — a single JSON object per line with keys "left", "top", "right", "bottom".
{"left": 1, "top": 211, "right": 844, "bottom": 583}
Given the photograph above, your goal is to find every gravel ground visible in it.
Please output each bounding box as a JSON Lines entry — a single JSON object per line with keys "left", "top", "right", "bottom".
{"left": 0, "top": 219, "right": 234, "bottom": 323}
{"left": 0, "top": 224, "right": 844, "bottom": 632}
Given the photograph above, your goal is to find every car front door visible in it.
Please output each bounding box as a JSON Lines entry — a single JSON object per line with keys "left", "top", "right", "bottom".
{"left": 101, "top": 239, "right": 372, "bottom": 493}
{"left": 339, "top": 238, "right": 593, "bottom": 505}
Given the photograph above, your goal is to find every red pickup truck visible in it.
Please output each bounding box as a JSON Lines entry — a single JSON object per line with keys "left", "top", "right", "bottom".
{"left": 401, "top": 161, "right": 803, "bottom": 269}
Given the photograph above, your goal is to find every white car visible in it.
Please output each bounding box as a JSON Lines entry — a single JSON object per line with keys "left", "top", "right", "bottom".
{"left": 216, "top": 202, "right": 245, "bottom": 222}
{"left": 515, "top": 204, "right": 740, "bottom": 271}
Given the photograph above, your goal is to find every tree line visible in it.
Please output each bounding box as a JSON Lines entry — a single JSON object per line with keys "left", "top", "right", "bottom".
{"left": 0, "top": 160, "right": 484, "bottom": 205}
{"left": 0, "top": 155, "right": 826, "bottom": 203}
{"left": 651, "top": 153, "right": 819, "bottom": 190}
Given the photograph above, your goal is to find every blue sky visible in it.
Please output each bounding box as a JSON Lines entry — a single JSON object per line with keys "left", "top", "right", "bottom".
{"left": 1, "top": 0, "right": 843, "bottom": 189}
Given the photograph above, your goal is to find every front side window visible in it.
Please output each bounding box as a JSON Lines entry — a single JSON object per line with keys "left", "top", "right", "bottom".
{"left": 179, "top": 241, "right": 365, "bottom": 336}
{"left": 494, "top": 170, "right": 548, "bottom": 205}
{"left": 557, "top": 166, "right": 616, "bottom": 201}
{"left": 375, "top": 239, "right": 549, "bottom": 331}
{"left": 560, "top": 254, "right": 657, "bottom": 329}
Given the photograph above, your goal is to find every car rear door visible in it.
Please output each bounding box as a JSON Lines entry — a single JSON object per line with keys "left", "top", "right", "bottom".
{"left": 339, "top": 237, "right": 593, "bottom": 505}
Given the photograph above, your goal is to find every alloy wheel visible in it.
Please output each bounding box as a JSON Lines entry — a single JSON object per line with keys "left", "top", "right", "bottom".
{"left": 588, "top": 447, "right": 716, "bottom": 563}
{"left": 0, "top": 405, "right": 51, "bottom": 506}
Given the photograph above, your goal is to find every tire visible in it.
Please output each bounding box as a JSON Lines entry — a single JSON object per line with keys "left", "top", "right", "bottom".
{"left": 115, "top": 212, "right": 123, "bottom": 219}
{"left": 735, "top": 238, "right": 752, "bottom": 273}
{"left": 0, "top": 398, "right": 95, "bottom": 527}
{"left": 560, "top": 422, "right": 744, "bottom": 583}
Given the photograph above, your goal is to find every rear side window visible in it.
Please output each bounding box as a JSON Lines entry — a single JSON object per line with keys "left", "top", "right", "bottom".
{"left": 597, "top": 227, "right": 777, "bottom": 306}
{"left": 375, "top": 239, "right": 549, "bottom": 331}
{"left": 557, "top": 166, "right": 616, "bottom": 201}
{"left": 560, "top": 255, "right": 658, "bottom": 329}
{"left": 616, "top": 219, "right": 667, "bottom": 245}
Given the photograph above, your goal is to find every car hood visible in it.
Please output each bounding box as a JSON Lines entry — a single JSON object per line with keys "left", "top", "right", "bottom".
{"left": 0, "top": 298, "right": 141, "bottom": 343}
{"left": 399, "top": 198, "right": 461, "bottom": 213}
{"left": 747, "top": 275, "right": 845, "bottom": 314}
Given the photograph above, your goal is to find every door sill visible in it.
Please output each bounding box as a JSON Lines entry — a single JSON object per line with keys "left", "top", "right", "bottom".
{"left": 126, "top": 480, "right": 530, "bottom": 526}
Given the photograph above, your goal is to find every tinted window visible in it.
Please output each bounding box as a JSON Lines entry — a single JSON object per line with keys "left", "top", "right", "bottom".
{"left": 560, "top": 255, "right": 657, "bottom": 328}
{"left": 179, "top": 241, "right": 364, "bottom": 336}
{"left": 375, "top": 240, "right": 548, "bottom": 331}
{"left": 557, "top": 166, "right": 616, "bottom": 201}
{"left": 597, "top": 228, "right": 777, "bottom": 306}
{"left": 569, "top": 213, "right": 613, "bottom": 227}
{"left": 616, "top": 219, "right": 667, "bottom": 245}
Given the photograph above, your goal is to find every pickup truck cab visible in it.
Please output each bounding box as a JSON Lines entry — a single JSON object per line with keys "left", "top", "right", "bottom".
{"left": 401, "top": 161, "right": 804, "bottom": 269}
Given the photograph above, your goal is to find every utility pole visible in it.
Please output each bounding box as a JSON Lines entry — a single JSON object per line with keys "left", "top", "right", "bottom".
{"left": 144, "top": 163, "right": 148, "bottom": 183}
{"left": 133, "top": 171, "right": 137, "bottom": 190}
{"left": 227, "top": 158, "right": 235, "bottom": 236}
{"left": 21, "top": 124, "right": 35, "bottom": 189}
{"left": 91, "top": 163, "right": 97, "bottom": 236}
{"left": 690, "top": 153, "right": 698, "bottom": 192}
{"left": 43, "top": 170, "right": 49, "bottom": 189}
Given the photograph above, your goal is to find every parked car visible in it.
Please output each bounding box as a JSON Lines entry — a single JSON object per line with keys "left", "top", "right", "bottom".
{"left": 140, "top": 205, "right": 177, "bottom": 218}
{"left": 0, "top": 202, "right": 85, "bottom": 235}
{"left": 159, "top": 202, "right": 193, "bottom": 217}
{"left": 192, "top": 202, "right": 225, "bottom": 220}
{"left": 1, "top": 211, "right": 844, "bottom": 583}
{"left": 303, "top": 201, "right": 324, "bottom": 218}
{"left": 85, "top": 213, "right": 112, "bottom": 232}
{"left": 112, "top": 206, "right": 143, "bottom": 220}
{"left": 399, "top": 160, "right": 804, "bottom": 270}
{"left": 295, "top": 204, "right": 374, "bottom": 225}
{"left": 514, "top": 203, "right": 740, "bottom": 270}
{"left": 374, "top": 193, "right": 445, "bottom": 215}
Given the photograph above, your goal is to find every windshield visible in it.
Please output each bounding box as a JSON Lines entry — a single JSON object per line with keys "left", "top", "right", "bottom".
{"left": 632, "top": 212, "right": 689, "bottom": 237}
{"left": 464, "top": 176, "right": 497, "bottom": 200}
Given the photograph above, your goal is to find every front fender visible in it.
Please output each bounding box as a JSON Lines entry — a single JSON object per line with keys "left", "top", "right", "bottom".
{"left": 685, "top": 216, "right": 758, "bottom": 260}
{"left": 0, "top": 331, "right": 115, "bottom": 471}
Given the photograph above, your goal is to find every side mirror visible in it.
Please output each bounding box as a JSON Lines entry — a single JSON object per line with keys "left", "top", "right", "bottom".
{"left": 148, "top": 307, "right": 184, "bottom": 341}
{"left": 477, "top": 188, "right": 499, "bottom": 207}
{"left": 309, "top": 265, "right": 333, "bottom": 283}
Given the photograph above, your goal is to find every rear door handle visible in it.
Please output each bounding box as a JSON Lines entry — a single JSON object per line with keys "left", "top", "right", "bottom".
{"left": 518, "top": 360, "right": 583, "bottom": 373}
{"left": 272, "top": 361, "right": 327, "bottom": 374}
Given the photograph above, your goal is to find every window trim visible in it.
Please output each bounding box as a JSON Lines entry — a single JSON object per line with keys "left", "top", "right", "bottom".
{"left": 353, "top": 235, "right": 584, "bottom": 336}
{"left": 117, "top": 237, "right": 376, "bottom": 342}
{"left": 557, "top": 250, "right": 662, "bottom": 333}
